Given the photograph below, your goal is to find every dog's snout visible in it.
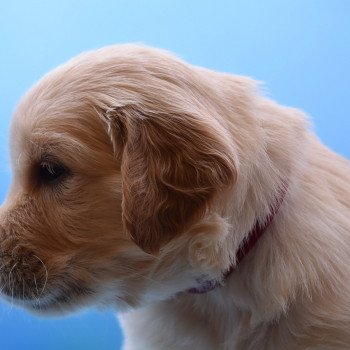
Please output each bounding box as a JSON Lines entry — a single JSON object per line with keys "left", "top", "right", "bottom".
{"left": 0, "top": 249, "right": 47, "bottom": 300}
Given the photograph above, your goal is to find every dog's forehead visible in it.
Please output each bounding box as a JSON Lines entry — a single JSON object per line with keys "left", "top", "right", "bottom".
{"left": 10, "top": 88, "right": 114, "bottom": 172}
{"left": 8, "top": 44, "right": 193, "bottom": 170}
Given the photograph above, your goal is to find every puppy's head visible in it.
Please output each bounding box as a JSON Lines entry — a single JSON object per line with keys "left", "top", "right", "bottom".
{"left": 0, "top": 45, "right": 236, "bottom": 314}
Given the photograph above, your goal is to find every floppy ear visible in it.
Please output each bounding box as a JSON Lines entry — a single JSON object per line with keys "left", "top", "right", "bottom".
{"left": 107, "top": 106, "right": 237, "bottom": 254}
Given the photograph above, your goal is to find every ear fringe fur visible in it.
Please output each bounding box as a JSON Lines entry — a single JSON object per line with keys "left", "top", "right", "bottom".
{"left": 104, "top": 105, "right": 237, "bottom": 254}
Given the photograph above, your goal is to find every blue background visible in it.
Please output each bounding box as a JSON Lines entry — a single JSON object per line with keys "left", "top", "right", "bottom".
{"left": 0, "top": 1, "right": 349, "bottom": 349}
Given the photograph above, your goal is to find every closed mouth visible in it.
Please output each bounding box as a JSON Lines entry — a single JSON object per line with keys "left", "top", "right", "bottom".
{"left": 32, "top": 284, "right": 95, "bottom": 310}
{"left": 1, "top": 281, "right": 95, "bottom": 313}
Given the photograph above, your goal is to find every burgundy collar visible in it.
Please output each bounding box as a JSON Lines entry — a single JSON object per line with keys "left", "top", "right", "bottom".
{"left": 188, "top": 185, "right": 287, "bottom": 294}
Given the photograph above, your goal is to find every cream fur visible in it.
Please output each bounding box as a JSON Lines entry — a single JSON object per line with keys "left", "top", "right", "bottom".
{"left": 0, "top": 45, "right": 350, "bottom": 349}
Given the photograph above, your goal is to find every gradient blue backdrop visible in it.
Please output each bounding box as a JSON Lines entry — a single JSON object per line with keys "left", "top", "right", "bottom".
{"left": 0, "top": 1, "right": 349, "bottom": 349}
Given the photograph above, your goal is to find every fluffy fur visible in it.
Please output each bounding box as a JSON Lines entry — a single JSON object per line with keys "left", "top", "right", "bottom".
{"left": 1, "top": 45, "right": 350, "bottom": 349}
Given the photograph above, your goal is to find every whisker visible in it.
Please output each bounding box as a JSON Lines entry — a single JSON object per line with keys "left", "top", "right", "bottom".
{"left": 33, "top": 255, "right": 48, "bottom": 297}
{"left": 22, "top": 279, "right": 25, "bottom": 304}
{"left": 34, "top": 273, "right": 39, "bottom": 297}
{"left": 9, "top": 263, "right": 18, "bottom": 310}
{"left": 8, "top": 262, "right": 18, "bottom": 287}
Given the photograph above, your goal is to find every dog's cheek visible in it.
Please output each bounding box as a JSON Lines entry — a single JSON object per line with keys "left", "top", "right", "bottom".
{"left": 1, "top": 178, "right": 134, "bottom": 300}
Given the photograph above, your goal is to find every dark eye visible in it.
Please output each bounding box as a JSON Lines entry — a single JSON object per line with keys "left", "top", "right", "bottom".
{"left": 38, "top": 161, "right": 69, "bottom": 184}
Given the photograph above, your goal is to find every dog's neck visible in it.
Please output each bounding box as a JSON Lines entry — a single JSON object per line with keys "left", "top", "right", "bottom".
{"left": 187, "top": 184, "right": 288, "bottom": 294}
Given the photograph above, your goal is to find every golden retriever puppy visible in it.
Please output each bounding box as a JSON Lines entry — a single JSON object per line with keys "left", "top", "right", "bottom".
{"left": 1, "top": 45, "right": 350, "bottom": 349}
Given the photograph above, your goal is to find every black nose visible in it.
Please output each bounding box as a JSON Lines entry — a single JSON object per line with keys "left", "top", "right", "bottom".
{"left": 0, "top": 250, "right": 47, "bottom": 300}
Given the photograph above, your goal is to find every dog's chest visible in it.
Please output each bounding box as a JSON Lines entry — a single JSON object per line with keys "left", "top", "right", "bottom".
{"left": 119, "top": 295, "right": 260, "bottom": 350}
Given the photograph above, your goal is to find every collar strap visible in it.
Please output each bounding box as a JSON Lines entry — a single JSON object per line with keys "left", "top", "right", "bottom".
{"left": 188, "top": 184, "right": 288, "bottom": 294}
